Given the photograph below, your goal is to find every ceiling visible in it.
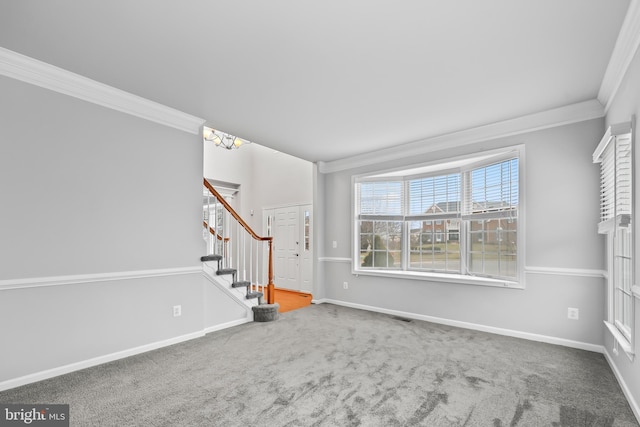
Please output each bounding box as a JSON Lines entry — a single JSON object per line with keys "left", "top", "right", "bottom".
{"left": 0, "top": 1, "right": 632, "bottom": 163}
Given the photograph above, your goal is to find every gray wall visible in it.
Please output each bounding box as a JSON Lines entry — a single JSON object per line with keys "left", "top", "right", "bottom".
{"left": 0, "top": 76, "right": 246, "bottom": 386}
{"left": 318, "top": 118, "right": 607, "bottom": 346}
{"left": 604, "top": 44, "right": 640, "bottom": 416}
{"left": 203, "top": 141, "right": 313, "bottom": 233}
{"left": 0, "top": 79, "right": 203, "bottom": 278}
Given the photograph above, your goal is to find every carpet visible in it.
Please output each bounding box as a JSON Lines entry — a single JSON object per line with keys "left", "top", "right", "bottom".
{"left": 0, "top": 304, "right": 637, "bottom": 426}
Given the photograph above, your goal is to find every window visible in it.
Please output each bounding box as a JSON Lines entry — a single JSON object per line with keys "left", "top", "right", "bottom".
{"left": 304, "top": 210, "right": 311, "bottom": 251}
{"left": 354, "top": 147, "right": 522, "bottom": 287}
{"left": 593, "top": 122, "right": 635, "bottom": 358}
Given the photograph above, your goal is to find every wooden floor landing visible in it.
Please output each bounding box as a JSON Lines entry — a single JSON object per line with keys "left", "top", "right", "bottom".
{"left": 273, "top": 288, "right": 313, "bottom": 313}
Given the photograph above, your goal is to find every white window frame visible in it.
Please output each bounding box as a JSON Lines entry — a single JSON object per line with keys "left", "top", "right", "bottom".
{"left": 352, "top": 145, "right": 525, "bottom": 289}
{"left": 594, "top": 121, "right": 636, "bottom": 360}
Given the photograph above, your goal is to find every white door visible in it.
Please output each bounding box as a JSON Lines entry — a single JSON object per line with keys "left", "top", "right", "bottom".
{"left": 263, "top": 205, "right": 313, "bottom": 293}
{"left": 274, "top": 206, "right": 300, "bottom": 291}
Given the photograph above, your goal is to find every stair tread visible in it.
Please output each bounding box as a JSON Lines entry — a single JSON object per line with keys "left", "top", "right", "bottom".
{"left": 246, "top": 291, "right": 263, "bottom": 300}
{"left": 231, "top": 281, "right": 251, "bottom": 288}
{"left": 200, "top": 254, "right": 223, "bottom": 262}
{"left": 216, "top": 268, "right": 237, "bottom": 276}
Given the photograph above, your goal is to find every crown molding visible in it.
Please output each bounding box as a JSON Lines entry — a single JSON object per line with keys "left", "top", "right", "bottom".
{"left": 318, "top": 99, "right": 605, "bottom": 174}
{"left": 598, "top": 0, "right": 640, "bottom": 112}
{"left": 0, "top": 47, "right": 205, "bottom": 134}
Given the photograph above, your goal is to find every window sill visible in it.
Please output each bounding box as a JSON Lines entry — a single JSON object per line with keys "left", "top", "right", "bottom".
{"left": 604, "top": 321, "right": 635, "bottom": 362}
{"left": 352, "top": 268, "right": 523, "bottom": 289}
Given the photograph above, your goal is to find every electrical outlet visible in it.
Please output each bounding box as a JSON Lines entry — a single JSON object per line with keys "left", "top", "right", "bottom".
{"left": 173, "top": 305, "right": 182, "bottom": 317}
{"left": 333, "top": 241, "right": 338, "bottom": 249}
{"left": 567, "top": 307, "right": 579, "bottom": 320}
{"left": 343, "top": 281, "right": 348, "bottom": 290}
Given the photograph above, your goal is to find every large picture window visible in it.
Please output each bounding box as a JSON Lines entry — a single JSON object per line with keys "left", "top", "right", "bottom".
{"left": 354, "top": 147, "right": 522, "bottom": 287}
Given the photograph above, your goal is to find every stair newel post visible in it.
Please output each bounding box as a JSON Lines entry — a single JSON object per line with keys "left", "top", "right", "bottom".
{"left": 267, "top": 237, "right": 275, "bottom": 304}
{"left": 222, "top": 205, "right": 227, "bottom": 269}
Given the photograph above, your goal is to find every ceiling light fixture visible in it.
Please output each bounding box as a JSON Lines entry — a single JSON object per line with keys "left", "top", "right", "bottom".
{"left": 203, "top": 126, "right": 250, "bottom": 150}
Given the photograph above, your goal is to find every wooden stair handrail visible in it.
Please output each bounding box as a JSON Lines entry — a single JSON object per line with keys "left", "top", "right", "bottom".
{"left": 202, "top": 221, "right": 230, "bottom": 242}
{"left": 203, "top": 178, "right": 275, "bottom": 304}
{"left": 204, "top": 179, "right": 271, "bottom": 242}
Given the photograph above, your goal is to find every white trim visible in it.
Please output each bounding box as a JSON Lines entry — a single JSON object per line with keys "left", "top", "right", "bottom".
{"left": 0, "top": 267, "right": 203, "bottom": 291}
{"left": 350, "top": 145, "right": 526, "bottom": 288}
{"left": 262, "top": 201, "right": 314, "bottom": 211}
{"left": 593, "top": 122, "right": 633, "bottom": 163}
{"left": 598, "top": 0, "right": 640, "bottom": 112}
{"left": 0, "top": 331, "right": 205, "bottom": 392}
{"left": 349, "top": 269, "right": 522, "bottom": 289}
{"left": 318, "top": 257, "right": 352, "bottom": 263}
{"left": 604, "top": 320, "right": 635, "bottom": 360}
{"left": 324, "top": 259, "right": 605, "bottom": 280}
{"left": 316, "top": 299, "right": 605, "bottom": 353}
{"left": 0, "top": 47, "right": 205, "bottom": 134}
{"left": 318, "top": 100, "right": 604, "bottom": 173}
{"left": 525, "top": 266, "right": 607, "bottom": 279}
{"left": 204, "top": 317, "right": 252, "bottom": 334}
{"left": 0, "top": 269, "right": 256, "bottom": 391}
{"left": 603, "top": 347, "right": 640, "bottom": 423}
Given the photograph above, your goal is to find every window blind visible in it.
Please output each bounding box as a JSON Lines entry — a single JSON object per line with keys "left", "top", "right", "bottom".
{"left": 358, "top": 181, "right": 404, "bottom": 216}
{"left": 593, "top": 122, "right": 633, "bottom": 225}
{"left": 615, "top": 135, "right": 632, "bottom": 218}
{"left": 408, "top": 174, "right": 460, "bottom": 217}
{"left": 463, "top": 158, "right": 518, "bottom": 218}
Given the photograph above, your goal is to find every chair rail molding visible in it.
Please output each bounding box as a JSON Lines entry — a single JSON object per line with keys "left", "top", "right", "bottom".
{"left": 0, "top": 266, "right": 203, "bottom": 291}
{"left": 524, "top": 266, "right": 607, "bottom": 279}
{"left": 0, "top": 47, "right": 205, "bottom": 134}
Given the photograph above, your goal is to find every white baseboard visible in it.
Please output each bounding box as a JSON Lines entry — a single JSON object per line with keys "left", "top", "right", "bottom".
{"left": 603, "top": 348, "right": 640, "bottom": 424}
{"left": 0, "top": 331, "right": 207, "bottom": 392}
{"left": 204, "top": 317, "right": 252, "bottom": 334}
{"left": 0, "top": 310, "right": 256, "bottom": 393}
{"left": 317, "top": 298, "right": 605, "bottom": 353}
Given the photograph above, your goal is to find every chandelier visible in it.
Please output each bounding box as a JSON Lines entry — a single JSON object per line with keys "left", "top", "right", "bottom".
{"left": 203, "top": 126, "right": 250, "bottom": 150}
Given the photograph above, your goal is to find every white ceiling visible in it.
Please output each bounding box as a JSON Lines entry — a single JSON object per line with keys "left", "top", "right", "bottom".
{"left": 0, "top": 1, "right": 632, "bottom": 163}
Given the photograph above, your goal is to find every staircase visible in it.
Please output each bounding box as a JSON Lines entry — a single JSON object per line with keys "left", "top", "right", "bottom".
{"left": 201, "top": 254, "right": 263, "bottom": 302}
{"left": 201, "top": 179, "right": 279, "bottom": 322}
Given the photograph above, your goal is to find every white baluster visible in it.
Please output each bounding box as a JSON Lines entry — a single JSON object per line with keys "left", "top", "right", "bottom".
{"left": 257, "top": 240, "right": 261, "bottom": 289}
{"left": 243, "top": 230, "right": 247, "bottom": 282}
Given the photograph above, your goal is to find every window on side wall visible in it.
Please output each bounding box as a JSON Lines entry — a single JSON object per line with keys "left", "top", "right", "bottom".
{"left": 593, "top": 122, "right": 636, "bottom": 359}
{"left": 353, "top": 146, "right": 523, "bottom": 288}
